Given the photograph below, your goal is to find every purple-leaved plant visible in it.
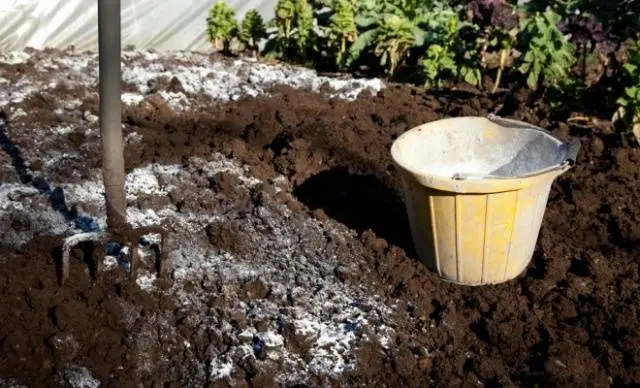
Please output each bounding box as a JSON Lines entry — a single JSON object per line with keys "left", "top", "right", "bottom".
{"left": 557, "top": 13, "right": 610, "bottom": 79}
{"left": 557, "top": 14, "right": 607, "bottom": 46}
{"left": 467, "top": 0, "right": 518, "bottom": 92}
{"left": 467, "top": 0, "right": 517, "bottom": 31}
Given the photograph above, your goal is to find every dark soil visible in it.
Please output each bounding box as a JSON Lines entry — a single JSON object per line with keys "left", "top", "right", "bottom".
{"left": 1, "top": 54, "right": 640, "bottom": 388}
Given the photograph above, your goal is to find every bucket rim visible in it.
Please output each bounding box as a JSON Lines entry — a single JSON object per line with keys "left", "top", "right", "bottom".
{"left": 390, "top": 114, "right": 580, "bottom": 193}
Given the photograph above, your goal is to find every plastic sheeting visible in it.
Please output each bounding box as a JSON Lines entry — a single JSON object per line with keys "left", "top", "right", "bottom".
{"left": 0, "top": 0, "right": 277, "bottom": 52}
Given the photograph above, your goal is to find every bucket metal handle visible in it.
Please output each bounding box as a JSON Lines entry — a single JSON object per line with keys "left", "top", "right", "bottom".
{"left": 561, "top": 140, "right": 580, "bottom": 166}
{"left": 486, "top": 113, "right": 581, "bottom": 167}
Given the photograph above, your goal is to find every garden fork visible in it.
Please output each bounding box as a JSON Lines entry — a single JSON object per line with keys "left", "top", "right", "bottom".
{"left": 60, "top": 0, "right": 170, "bottom": 284}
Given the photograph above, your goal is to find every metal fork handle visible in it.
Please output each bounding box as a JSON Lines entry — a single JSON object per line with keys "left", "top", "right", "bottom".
{"left": 98, "top": 0, "right": 127, "bottom": 229}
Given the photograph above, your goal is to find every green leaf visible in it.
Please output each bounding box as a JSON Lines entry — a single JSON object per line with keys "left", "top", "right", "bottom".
{"left": 527, "top": 71, "right": 538, "bottom": 89}
{"left": 346, "top": 28, "right": 376, "bottom": 65}
{"left": 355, "top": 15, "right": 378, "bottom": 28}
{"left": 523, "top": 50, "right": 534, "bottom": 62}
{"left": 542, "top": 10, "right": 560, "bottom": 26}
{"left": 623, "top": 63, "right": 638, "bottom": 76}
{"left": 413, "top": 27, "right": 428, "bottom": 47}
{"left": 380, "top": 50, "right": 388, "bottom": 67}
{"left": 532, "top": 60, "right": 541, "bottom": 75}
{"left": 461, "top": 67, "right": 481, "bottom": 86}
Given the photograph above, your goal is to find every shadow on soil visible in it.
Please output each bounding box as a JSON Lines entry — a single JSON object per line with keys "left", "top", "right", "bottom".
{"left": 293, "top": 166, "right": 416, "bottom": 256}
{"left": 0, "top": 119, "right": 99, "bottom": 233}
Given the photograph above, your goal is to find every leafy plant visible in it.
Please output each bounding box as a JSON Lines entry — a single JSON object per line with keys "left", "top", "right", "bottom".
{"left": 347, "top": 1, "right": 457, "bottom": 77}
{"left": 276, "top": 0, "right": 296, "bottom": 40}
{"left": 372, "top": 14, "right": 417, "bottom": 75}
{"left": 557, "top": 13, "right": 606, "bottom": 46}
{"left": 295, "top": 0, "right": 316, "bottom": 57}
{"left": 467, "top": 0, "right": 518, "bottom": 92}
{"left": 525, "top": 0, "right": 639, "bottom": 54}
{"left": 577, "top": 0, "right": 640, "bottom": 42}
{"left": 455, "top": 28, "right": 483, "bottom": 87}
{"left": 206, "top": 1, "right": 238, "bottom": 54}
{"left": 467, "top": 0, "right": 518, "bottom": 31}
{"left": 421, "top": 46, "right": 456, "bottom": 88}
{"left": 325, "top": 0, "right": 358, "bottom": 67}
{"left": 420, "top": 15, "right": 482, "bottom": 88}
{"left": 268, "top": 0, "right": 317, "bottom": 62}
{"left": 557, "top": 13, "right": 608, "bottom": 78}
{"left": 521, "top": 0, "right": 583, "bottom": 17}
{"left": 613, "top": 41, "right": 640, "bottom": 142}
{"left": 239, "top": 9, "right": 267, "bottom": 57}
{"left": 526, "top": 0, "right": 640, "bottom": 42}
{"left": 490, "top": 28, "right": 517, "bottom": 92}
{"left": 516, "top": 9, "right": 577, "bottom": 90}
{"left": 545, "top": 76, "right": 587, "bottom": 114}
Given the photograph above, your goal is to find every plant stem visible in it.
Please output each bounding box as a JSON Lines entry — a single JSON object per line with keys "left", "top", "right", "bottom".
{"left": 480, "top": 39, "right": 489, "bottom": 67}
{"left": 339, "top": 36, "right": 346, "bottom": 66}
{"left": 214, "top": 38, "right": 223, "bottom": 52}
{"left": 492, "top": 48, "right": 507, "bottom": 94}
{"left": 581, "top": 43, "right": 587, "bottom": 80}
{"left": 98, "top": 0, "right": 127, "bottom": 234}
{"left": 223, "top": 39, "right": 231, "bottom": 55}
{"left": 252, "top": 35, "right": 260, "bottom": 58}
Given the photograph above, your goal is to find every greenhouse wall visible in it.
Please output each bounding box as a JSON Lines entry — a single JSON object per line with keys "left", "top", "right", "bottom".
{"left": 0, "top": 0, "right": 276, "bottom": 52}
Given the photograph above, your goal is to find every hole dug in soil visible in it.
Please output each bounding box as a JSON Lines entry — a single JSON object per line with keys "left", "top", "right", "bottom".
{"left": 293, "top": 166, "right": 415, "bottom": 256}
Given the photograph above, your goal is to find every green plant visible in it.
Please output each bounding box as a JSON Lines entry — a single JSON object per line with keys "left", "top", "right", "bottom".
{"left": 465, "top": 0, "right": 519, "bottom": 92}
{"left": 268, "top": 0, "right": 317, "bottom": 62}
{"left": 347, "top": 1, "right": 457, "bottom": 77}
{"left": 325, "top": 0, "right": 358, "bottom": 67}
{"left": 545, "top": 77, "right": 587, "bottom": 114}
{"left": 490, "top": 27, "right": 517, "bottom": 92}
{"left": 276, "top": 0, "right": 296, "bottom": 39}
{"left": 420, "top": 15, "right": 481, "bottom": 88}
{"left": 613, "top": 41, "right": 640, "bottom": 142}
{"left": 294, "top": 0, "right": 316, "bottom": 57}
{"left": 371, "top": 14, "right": 416, "bottom": 75}
{"left": 557, "top": 13, "right": 609, "bottom": 81}
{"left": 516, "top": 9, "right": 576, "bottom": 90}
{"left": 525, "top": 0, "right": 640, "bottom": 42}
{"left": 206, "top": 1, "right": 238, "bottom": 53}
{"left": 421, "top": 44, "right": 456, "bottom": 88}
{"left": 239, "top": 9, "right": 267, "bottom": 57}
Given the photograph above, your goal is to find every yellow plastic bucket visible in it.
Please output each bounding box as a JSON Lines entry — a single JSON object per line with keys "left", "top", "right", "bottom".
{"left": 390, "top": 115, "right": 580, "bottom": 285}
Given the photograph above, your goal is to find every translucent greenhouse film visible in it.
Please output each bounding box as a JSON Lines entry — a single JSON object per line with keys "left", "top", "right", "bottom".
{"left": 0, "top": 0, "right": 276, "bottom": 52}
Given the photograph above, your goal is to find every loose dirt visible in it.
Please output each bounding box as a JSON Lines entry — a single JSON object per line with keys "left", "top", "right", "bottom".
{"left": 0, "top": 49, "right": 639, "bottom": 388}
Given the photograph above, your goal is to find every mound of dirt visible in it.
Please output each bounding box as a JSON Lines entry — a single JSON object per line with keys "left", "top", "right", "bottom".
{"left": 1, "top": 49, "right": 639, "bottom": 387}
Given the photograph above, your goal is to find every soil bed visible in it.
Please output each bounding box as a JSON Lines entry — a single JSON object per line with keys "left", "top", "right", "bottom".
{"left": 0, "top": 48, "right": 639, "bottom": 388}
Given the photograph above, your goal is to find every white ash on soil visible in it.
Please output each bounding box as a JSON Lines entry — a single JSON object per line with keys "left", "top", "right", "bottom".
{"left": 0, "top": 378, "right": 28, "bottom": 388}
{"left": 0, "top": 137, "right": 396, "bottom": 386}
{"left": 0, "top": 48, "right": 394, "bottom": 386}
{"left": 121, "top": 156, "right": 396, "bottom": 385}
{"left": 59, "top": 366, "right": 101, "bottom": 388}
{"left": 0, "top": 48, "right": 384, "bottom": 116}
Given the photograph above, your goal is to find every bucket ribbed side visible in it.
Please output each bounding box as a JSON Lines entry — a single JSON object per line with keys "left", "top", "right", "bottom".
{"left": 502, "top": 182, "right": 553, "bottom": 278}
{"left": 456, "top": 193, "right": 488, "bottom": 284}
{"left": 479, "top": 191, "right": 519, "bottom": 283}
{"left": 401, "top": 174, "right": 554, "bottom": 286}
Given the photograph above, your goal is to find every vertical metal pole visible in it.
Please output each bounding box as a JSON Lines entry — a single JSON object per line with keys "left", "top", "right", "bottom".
{"left": 98, "top": 0, "right": 127, "bottom": 231}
